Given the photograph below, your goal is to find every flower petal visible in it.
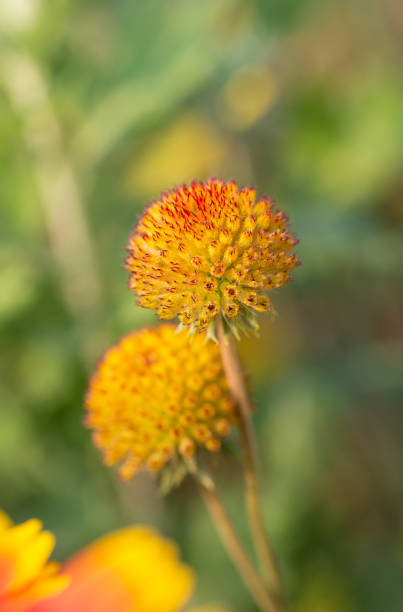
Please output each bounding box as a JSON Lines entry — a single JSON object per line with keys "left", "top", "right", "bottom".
{"left": 31, "top": 527, "right": 194, "bottom": 612}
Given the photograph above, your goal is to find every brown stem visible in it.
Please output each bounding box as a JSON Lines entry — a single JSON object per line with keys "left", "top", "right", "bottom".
{"left": 196, "top": 471, "right": 279, "bottom": 612}
{"left": 217, "top": 317, "right": 285, "bottom": 605}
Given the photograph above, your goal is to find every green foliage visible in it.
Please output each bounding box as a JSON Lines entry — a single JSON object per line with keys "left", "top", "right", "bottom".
{"left": 1, "top": 0, "right": 402, "bottom": 609}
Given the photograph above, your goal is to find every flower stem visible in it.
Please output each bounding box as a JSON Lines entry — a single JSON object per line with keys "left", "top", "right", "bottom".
{"left": 194, "top": 467, "right": 279, "bottom": 612}
{"left": 217, "top": 317, "right": 285, "bottom": 606}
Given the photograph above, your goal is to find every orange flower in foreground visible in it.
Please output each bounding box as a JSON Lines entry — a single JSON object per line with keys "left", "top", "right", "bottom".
{"left": 31, "top": 526, "right": 194, "bottom": 612}
{"left": 85, "top": 325, "right": 237, "bottom": 480}
{"left": 2, "top": 510, "right": 227, "bottom": 612}
{"left": 0, "top": 512, "right": 68, "bottom": 612}
{"left": 126, "top": 178, "right": 299, "bottom": 335}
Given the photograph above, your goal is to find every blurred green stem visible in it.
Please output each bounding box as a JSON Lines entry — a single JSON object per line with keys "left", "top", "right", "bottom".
{"left": 217, "top": 317, "right": 285, "bottom": 607}
{"left": 0, "top": 50, "right": 106, "bottom": 366}
{"left": 189, "top": 463, "right": 279, "bottom": 612}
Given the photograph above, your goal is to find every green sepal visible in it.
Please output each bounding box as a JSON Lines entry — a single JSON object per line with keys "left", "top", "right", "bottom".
{"left": 205, "top": 319, "right": 218, "bottom": 343}
{"left": 158, "top": 457, "right": 190, "bottom": 496}
{"left": 175, "top": 322, "right": 185, "bottom": 334}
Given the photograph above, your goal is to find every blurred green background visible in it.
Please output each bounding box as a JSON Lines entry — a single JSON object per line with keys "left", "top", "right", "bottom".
{"left": 1, "top": 0, "right": 403, "bottom": 610}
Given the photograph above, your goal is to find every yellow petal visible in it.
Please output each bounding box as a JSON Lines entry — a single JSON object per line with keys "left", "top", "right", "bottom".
{"left": 6, "top": 529, "right": 55, "bottom": 593}
{"left": 0, "top": 511, "right": 12, "bottom": 533}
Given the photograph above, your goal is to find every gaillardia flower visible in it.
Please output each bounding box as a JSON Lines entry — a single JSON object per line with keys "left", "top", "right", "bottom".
{"left": 126, "top": 178, "right": 299, "bottom": 336}
{"left": 0, "top": 509, "right": 223, "bottom": 612}
{"left": 85, "top": 325, "right": 237, "bottom": 481}
{"left": 0, "top": 511, "right": 68, "bottom": 612}
{"left": 33, "top": 526, "right": 194, "bottom": 612}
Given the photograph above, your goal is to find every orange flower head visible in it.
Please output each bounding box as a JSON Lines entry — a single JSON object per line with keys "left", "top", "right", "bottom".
{"left": 85, "top": 325, "right": 238, "bottom": 481}
{"left": 32, "top": 526, "right": 194, "bottom": 612}
{"left": 0, "top": 511, "right": 68, "bottom": 612}
{"left": 126, "top": 179, "right": 299, "bottom": 336}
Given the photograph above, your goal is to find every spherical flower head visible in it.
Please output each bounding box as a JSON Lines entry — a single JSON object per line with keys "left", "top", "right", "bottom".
{"left": 126, "top": 178, "right": 300, "bottom": 336}
{"left": 32, "top": 526, "right": 194, "bottom": 612}
{"left": 0, "top": 511, "right": 68, "bottom": 612}
{"left": 85, "top": 325, "right": 238, "bottom": 481}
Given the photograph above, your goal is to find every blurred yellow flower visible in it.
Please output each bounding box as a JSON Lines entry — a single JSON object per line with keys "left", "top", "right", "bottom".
{"left": 33, "top": 526, "right": 194, "bottom": 612}
{"left": 125, "top": 114, "right": 230, "bottom": 198}
{"left": 0, "top": 511, "right": 68, "bottom": 612}
{"left": 85, "top": 325, "right": 237, "bottom": 480}
{"left": 0, "top": 510, "right": 223, "bottom": 612}
{"left": 218, "top": 65, "right": 278, "bottom": 131}
{"left": 296, "top": 571, "right": 355, "bottom": 612}
{"left": 126, "top": 178, "right": 299, "bottom": 335}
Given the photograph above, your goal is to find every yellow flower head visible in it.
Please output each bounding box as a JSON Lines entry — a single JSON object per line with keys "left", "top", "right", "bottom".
{"left": 126, "top": 178, "right": 299, "bottom": 335}
{"left": 85, "top": 325, "right": 237, "bottom": 481}
{"left": 0, "top": 511, "right": 68, "bottom": 612}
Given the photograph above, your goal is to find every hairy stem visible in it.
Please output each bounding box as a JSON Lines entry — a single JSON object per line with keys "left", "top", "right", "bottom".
{"left": 195, "top": 470, "right": 279, "bottom": 612}
{"left": 217, "top": 317, "right": 285, "bottom": 607}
